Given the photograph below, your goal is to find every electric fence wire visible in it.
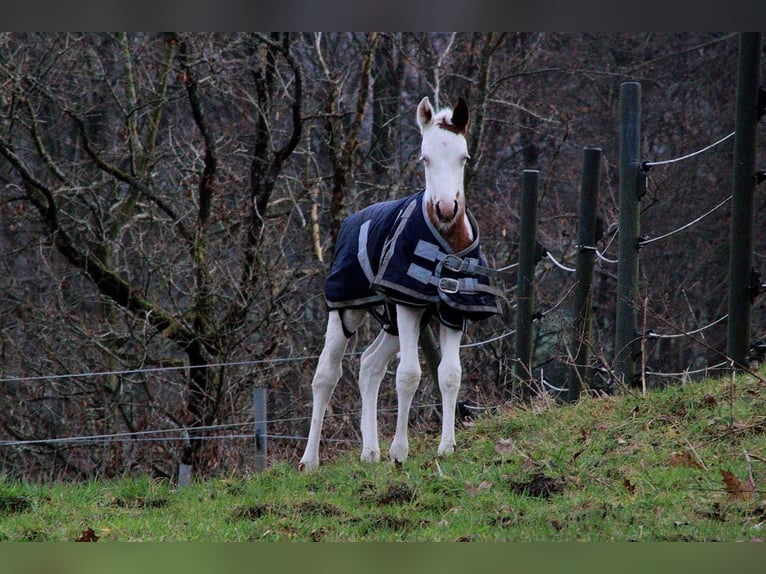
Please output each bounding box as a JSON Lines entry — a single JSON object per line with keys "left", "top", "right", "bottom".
{"left": 497, "top": 261, "right": 519, "bottom": 272}
{"left": 0, "top": 402, "right": 448, "bottom": 449}
{"left": 645, "top": 361, "right": 730, "bottom": 378}
{"left": 610, "top": 129, "right": 738, "bottom": 376}
{"left": 0, "top": 312, "right": 524, "bottom": 390}
{"left": 639, "top": 195, "right": 732, "bottom": 246}
{"left": 645, "top": 314, "right": 728, "bottom": 340}
{"left": 638, "top": 128, "right": 736, "bottom": 246}
{"left": 596, "top": 250, "right": 618, "bottom": 264}
{"left": 545, "top": 250, "right": 576, "bottom": 273}
{"left": 642, "top": 130, "right": 735, "bottom": 168}
{"left": 0, "top": 356, "right": 324, "bottom": 385}
{"left": 460, "top": 328, "right": 516, "bottom": 348}
{"left": 460, "top": 281, "right": 574, "bottom": 349}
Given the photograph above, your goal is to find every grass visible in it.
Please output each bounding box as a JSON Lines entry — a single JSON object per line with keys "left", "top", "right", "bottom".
{"left": 1, "top": 370, "right": 766, "bottom": 541}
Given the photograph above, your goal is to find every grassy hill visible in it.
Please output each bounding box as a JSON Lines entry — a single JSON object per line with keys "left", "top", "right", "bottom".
{"left": 1, "top": 370, "right": 765, "bottom": 542}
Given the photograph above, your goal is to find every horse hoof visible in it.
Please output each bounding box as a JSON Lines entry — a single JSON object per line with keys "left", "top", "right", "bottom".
{"left": 360, "top": 450, "right": 380, "bottom": 463}
{"left": 389, "top": 442, "right": 408, "bottom": 464}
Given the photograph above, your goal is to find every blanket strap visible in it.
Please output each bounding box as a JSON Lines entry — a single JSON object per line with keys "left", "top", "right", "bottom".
{"left": 413, "top": 240, "right": 514, "bottom": 282}
{"left": 407, "top": 260, "right": 504, "bottom": 297}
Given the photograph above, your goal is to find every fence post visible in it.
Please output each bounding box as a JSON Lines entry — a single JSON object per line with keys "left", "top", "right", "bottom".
{"left": 513, "top": 169, "right": 539, "bottom": 397}
{"left": 568, "top": 147, "right": 602, "bottom": 402}
{"left": 615, "top": 81, "right": 642, "bottom": 388}
{"left": 727, "top": 32, "right": 762, "bottom": 369}
{"left": 177, "top": 429, "right": 193, "bottom": 487}
{"left": 253, "top": 385, "right": 268, "bottom": 472}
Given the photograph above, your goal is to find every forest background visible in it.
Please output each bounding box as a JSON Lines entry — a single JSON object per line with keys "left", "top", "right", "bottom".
{"left": 0, "top": 32, "right": 764, "bottom": 480}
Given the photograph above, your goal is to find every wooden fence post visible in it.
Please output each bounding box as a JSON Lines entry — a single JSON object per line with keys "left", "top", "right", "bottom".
{"left": 568, "top": 147, "right": 602, "bottom": 402}
{"left": 513, "top": 169, "right": 539, "bottom": 397}
{"left": 615, "top": 81, "right": 642, "bottom": 388}
{"left": 253, "top": 385, "right": 268, "bottom": 472}
{"left": 727, "top": 32, "right": 762, "bottom": 369}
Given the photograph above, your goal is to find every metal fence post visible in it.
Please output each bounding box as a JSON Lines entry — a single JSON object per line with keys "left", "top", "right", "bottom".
{"left": 568, "top": 147, "right": 602, "bottom": 401}
{"left": 513, "top": 169, "right": 539, "bottom": 397}
{"left": 253, "top": 385, "right": 268, "bottom": 472}
{"left": 615, "top": 82, "right": 642, "bottom": 387}
{"left": 177, "top": 429, "right": 193, "bottom": 487}
{"left": 727, "top": 32, "right": 762, "bottom": 369}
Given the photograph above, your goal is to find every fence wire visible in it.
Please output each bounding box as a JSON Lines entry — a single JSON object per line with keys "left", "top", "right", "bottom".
{"left": 639, "top": 195, "right": 732, "bottom": 246}
{"left": 646, "top": 314, "right": 728, "bottom": 340}
{"left": 643, "top": 130, "right": 735, "bottom": 167}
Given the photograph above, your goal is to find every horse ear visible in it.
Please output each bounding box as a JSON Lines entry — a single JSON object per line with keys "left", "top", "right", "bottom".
{"left": 452, "top": 98, "right": 469, "bottom": 133}
{"left": 417, "top": 97, "right": 433, "bottom": 130}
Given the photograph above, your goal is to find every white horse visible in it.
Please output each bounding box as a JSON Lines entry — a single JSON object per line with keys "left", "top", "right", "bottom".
{"left": 299, "top": 97, "right": 483, "bottom": 471}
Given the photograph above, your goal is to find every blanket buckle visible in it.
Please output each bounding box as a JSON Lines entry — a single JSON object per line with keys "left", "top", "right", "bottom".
{"left": 438, "top": 277, "right": 460, "bottom": 294}
{"left": 443, "top": 254, "right": 465, "bottom": 272}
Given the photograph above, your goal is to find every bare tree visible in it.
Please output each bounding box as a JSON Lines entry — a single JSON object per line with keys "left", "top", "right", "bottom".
{"left": 0, "top": 33, "right": 305, "bottom": 476}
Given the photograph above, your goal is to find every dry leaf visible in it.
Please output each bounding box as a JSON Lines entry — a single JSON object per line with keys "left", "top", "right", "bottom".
{"left": 720, "top": 469, "right": 756, "bottom": 502}
{"left": 669, "top": 450, "right": 704, "bottom": 469}
{"left": 465, "top": 480, "right": 492, "bottom": 496}
{"left": 75, "top": 527, "right": 99, "bottom": 542}
{"left": 494, "top": 438, "right": 516, "bottom": 456}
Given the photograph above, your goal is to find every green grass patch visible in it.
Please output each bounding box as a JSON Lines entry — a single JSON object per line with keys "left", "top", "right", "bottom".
{"left": 1, "top": 372, "right": 765, "bottom": 541}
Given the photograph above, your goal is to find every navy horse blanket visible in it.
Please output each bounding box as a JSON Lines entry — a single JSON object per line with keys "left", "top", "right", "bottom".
{"left": 325, "top": 191, "right": 501, "bottom": 334}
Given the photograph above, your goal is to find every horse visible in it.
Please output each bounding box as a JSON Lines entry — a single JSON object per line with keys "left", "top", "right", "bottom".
{"left": 298, "top": 97, "right": 500, "bottom": 471}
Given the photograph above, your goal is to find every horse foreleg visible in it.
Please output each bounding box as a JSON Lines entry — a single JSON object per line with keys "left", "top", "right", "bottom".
{"left": 437, "top": 325, "right": 463, "bottom": 456}
{"left": 299, "top": 309, "right": 364, "bottom": 472}
{"left": 389, "top": 305, "right": 426, "bottom": 464}
{"left": 358, "top": 330, "right": 399, "bottom": 463}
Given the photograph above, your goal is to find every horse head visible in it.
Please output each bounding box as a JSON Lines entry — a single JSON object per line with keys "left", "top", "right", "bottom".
{"left": 417, "top": 96, "right": 472, "bottom": 245}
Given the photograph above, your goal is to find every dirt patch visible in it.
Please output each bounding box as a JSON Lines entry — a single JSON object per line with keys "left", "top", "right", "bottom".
{"left": 375, "top": 482, "right": 417, "bottom": 506}
{"left": 232, "top": 503, "right": 275, "bottom": 521}
{"left": 509, "top": 473, "right": 564, "bottom": 499}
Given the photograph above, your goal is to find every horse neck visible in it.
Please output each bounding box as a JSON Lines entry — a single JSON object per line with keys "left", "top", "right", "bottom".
{"left": 425, "top": 197, "right": 473, "bottom": 253}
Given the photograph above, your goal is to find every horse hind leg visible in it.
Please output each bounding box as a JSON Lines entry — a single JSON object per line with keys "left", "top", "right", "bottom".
{"left": 358, "top": 329, "right": 399, "bottom": 463}
{"left": 299, "top": 309, "right": 364, "bottom": 472}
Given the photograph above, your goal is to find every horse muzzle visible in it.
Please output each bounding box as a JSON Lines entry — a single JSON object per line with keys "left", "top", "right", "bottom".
{"left": 434, "top": 199, "right": 459, "bottom": 223}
